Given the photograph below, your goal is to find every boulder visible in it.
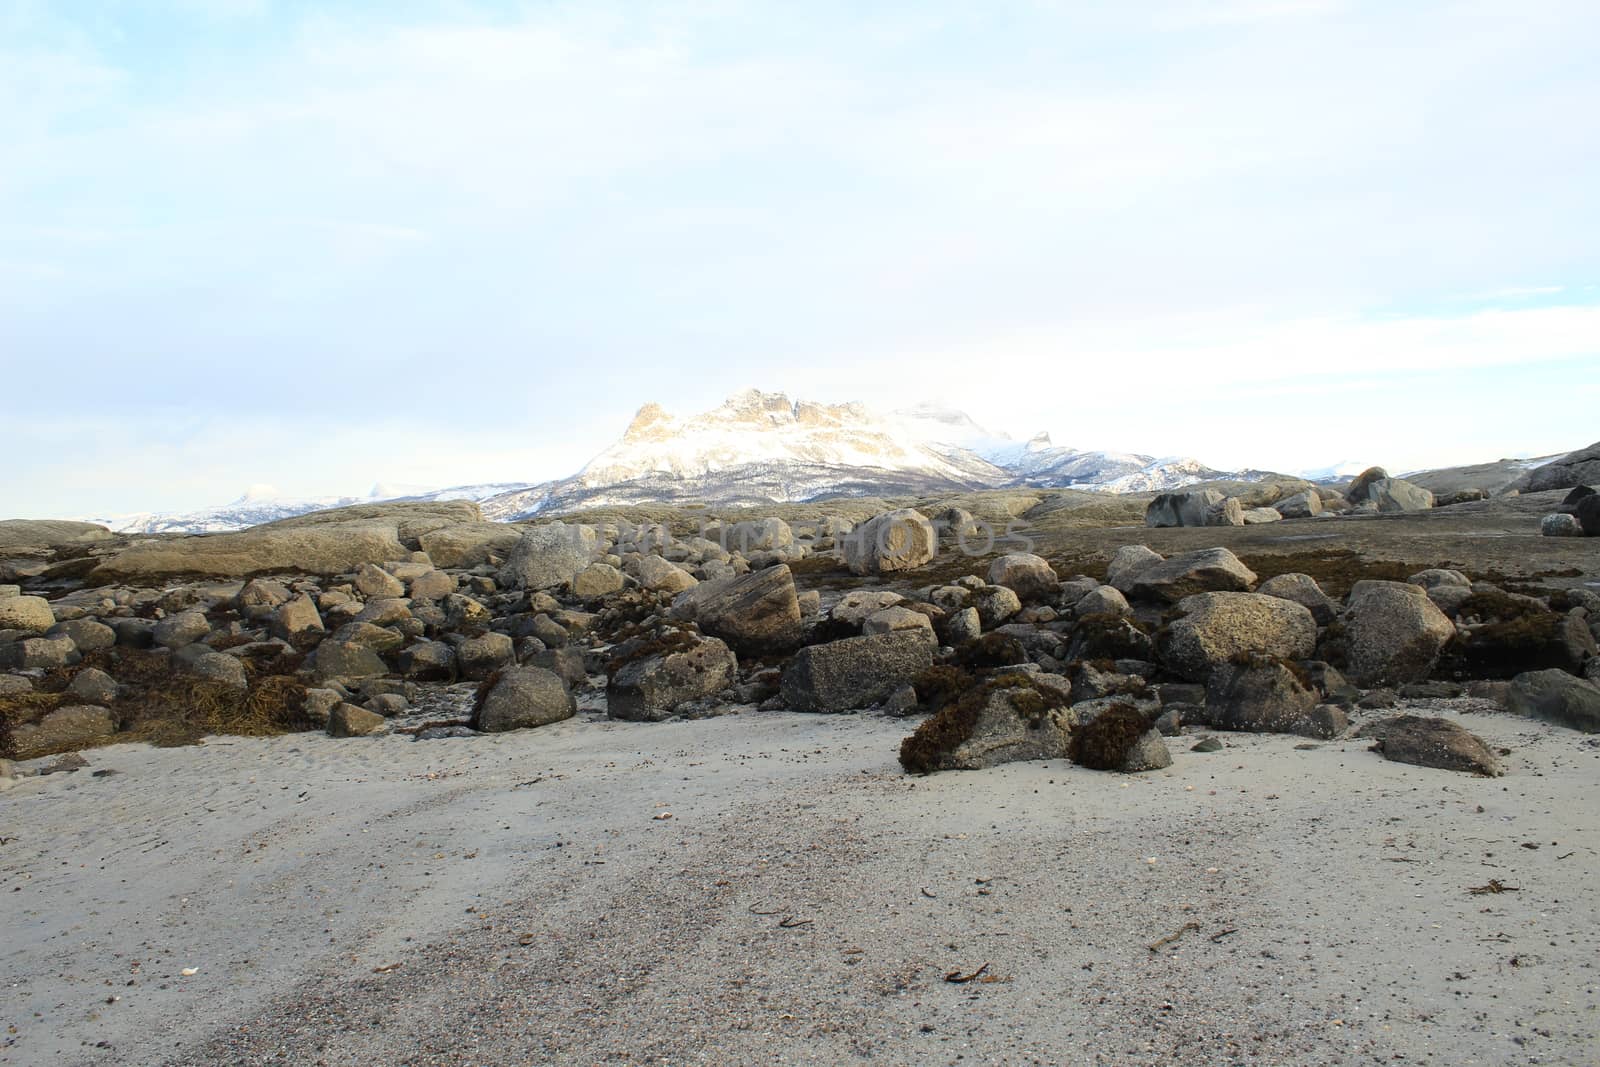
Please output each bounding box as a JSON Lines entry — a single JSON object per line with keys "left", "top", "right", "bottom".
{"left": 1347, "top": 468, "right": 1433, "bottom": 512}
{"left": 1126, "top": 548, "right": 1256, "bottom": 603}
{"left": 0, "top": 636, "right": 78, "bottom": 670}
{"left": 831, "top": 590, "right": 907, "bottom": 627}
{"left": 354, "top": 563, "right": 406, "bottom": 599}
{"left": 270, "top": 595, "right": 324, "bottom": 641}
{"left": 89, "top": 523, "right": 409, "bottom": 581}
{"left": 1406, "top": 569, "right": 1474, "bottom": 614}
{"left": 972, "top": 585, "right": 1022, "bottom": 628}
{"left": 473, "top": 666, "right": 576, "bottom": 732}
{"left": 526, "top": 646, "right": 589, "bottom": 690}
{"left": 456, "top": 632, "right": 515, "bottom": 681}
{"left": 0, "top": 595, "right": 55, "bottom": 635}
{"left": 942, "top": 606, "right": 982, "bottom": 645}
{"left": 571, "top": 562, "right": 626, "bottom": 599}
{"left": 1577, "top": 495, "right": 1600, "bottom": 536}
{"left": 328, "top": 703, "right": 390, "bottom": 738}
{"left": 1356, "top": 715, "right": 1502, "bottom": 775}
{"left": 1256, "top": 573, "right": 1339, "bottom": 625}
{"left": 1145, "top": 490, "right": 1242, "bottom": 528}
{"left": 781, "top": 630, "right": 936, "bottom": 712}
{"left": 1506, "top": 669, "right": 1600, "bottom": 732}
{"left": 719, "top": 518, "right": 794, "bottom": 554}
{"left": 1106, "top": 545, "right": 1163, "bottom": 592}
{"left": 1273, "top": 491, "right": 1322, "bottom": 519}
{"left": 153, "top": 610, "right": 212, "bottom": 649}
{"left": 1157, "top": 592, "right": 1318, "bottom": 682}
{"left": 64, "top": 667, "right": 118, "bottom": 705}
{"left": 986, "top": 553, "right": 1059, "bottom": 601}
{"left": 636, "top": 554, "right": 698, "bottom": 594}
{"left": 898, "top": 673, "right": 1074, "bottom": 772}
{"left": 418, "top": 523, "right": 523, "bottom": 568}
{"left": 1072, "top": 585, "right": 1132, "bottom": 618}
{"left": 1202, "top": 657, "right": 1327, "bottom": 737}
{"left": 607, "top": 635, "right": 739, "bottom": 722}
{"left": 1240, "top": 507, "right": 1283, "bottom": 525}
{"left": 187, "top": 651, "right": 248, "bottom": 691}
{"left": 398, "top": 640, "right": 457, "bottom": 682}
{"left": 497, "top": 523, "right": 599, "bottom": 591}
{"left": 9, "top": 705, "right": 116, "bottom": 760}
{"left": 1068, "top": 703, "right": 1172, "bottom": 772}
{"left": 329, "top": 621, "right": 405, "bottom": 652}
{"left": 1335, "top": 581, "right": 1455, "bottom": 687}
{"left": 408, "top": 569, "right": 456, "bottom": 601}
{"left": 47, "top": 618, "right": 116, "bottom": 653}
{"left": 1439, "top": 610, "right": 1596, "bottom": 680}
{"left": 862, "top": 606, "right": 936, "bottom": 640}
{"left": 840, "top": 509, "right": 937, "bottom": 576}
{"left": 311, "top": 640, "right": 389, "bottom": 681}
{"left": 1542, "top": 513, "right": 1583, "bottom": 537}
{"left": 672, "top": 565, "right": 803, "bottom": 653}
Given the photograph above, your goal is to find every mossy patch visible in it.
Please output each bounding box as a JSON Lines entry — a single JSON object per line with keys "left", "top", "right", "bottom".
{"left": 898, "top": 672, "right": 1069, "bottom": 774}
{"left": 605, "top": 624, "right": 703, "bottom": 674}
{"left": 953, "top": 633, "right": 1028, "bottom": 669}
{"left": 912, "top": 664, "right": 976, "bottom": 711}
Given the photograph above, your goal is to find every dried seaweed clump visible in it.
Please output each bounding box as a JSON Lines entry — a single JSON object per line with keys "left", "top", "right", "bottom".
{"left": 898, "top": 672, "right": 1068, "bottom": 774}
{"left": 1067, "top": 702, "right": 1151, "bottom": 771}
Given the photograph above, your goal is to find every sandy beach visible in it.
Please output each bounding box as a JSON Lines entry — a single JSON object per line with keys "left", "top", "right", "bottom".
{"left": 4, "top": 699, "right": 1596, "bottom": 1066}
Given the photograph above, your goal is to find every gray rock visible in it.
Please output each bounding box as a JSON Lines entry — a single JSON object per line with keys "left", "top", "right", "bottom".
{"left": 942, "top": 606, "right": 982, "bottom": 645}
{"left": 1241, "top": 507, "right": 1283, "bottom": 524}
{"left": 1202, "top": 658, "right": 1323, "bottom": 737}
{"left": 973, "top": 585, "right": 1022, "bottom": 628}
{"left": 1509, "top": 440, "right": 1600, "bottom": 494}
{"left": 498, "top": 523, "right": 599, "bottom": 591}
{"left": 188, "top": 651, "right": 249, "bottom": 691}
{"left": 636, "top": 554, "right": 698, "bottom": 594}
{"left": 840, "top": 509, "right": 937, "bottom": 576}
{"left": 526, "top": 646, "right": 589, "bottom": 690}
{"left": 418, "top": 522, "right": 524, "bottom": 568}
{"left": 1541, "top": 513, "right": 1583, "bottom": 537}
{"left": 456, "top": 632, "right": 515, "bottom": 681}
{"left": 1356, "top": 715, "right": 1503, "bottom": 775}
{"left": 1256, "top": 573, "right": 1339, "bottom": 625}
{"left": 571, "top": 562, "right": 627, "bottom": 599}
{"left": 0, "top": 636, "right": 78, "bottom": 670}
{"left": 1577, "top": 495, "right": 1600, "bottom": 536}
{"left": 1106, "top": 545, "right": 1164, "bottom": 592}
{"left": 1273, "top": 490, "right": 1322, "bottom": 519}
{"left": 270, "top": 595, "right": 324, "bottom": 641}
{"left": 607, "top": 635, "right": 739, "bottom": 722}
{"left": 1507, "top": 669, "right": 1600, "bottom": 732}
{"left": 986, "top": 553, "right": 1059, "bottom": 601}
{"left": 0, "top": 675, "right": 33, "bottom": 697}
{"left": 328, "top": 703, "right": 390, "bottom": 738}
{"left": 10, "top": 705, "right": 116, "bottom": 760}
{"left": 830, "top": 590, "right": 907, "bottom": 628}
{"left": 672, "top": 565, "right": 803, "bottom": 653}
{"left": 329, "top": 621, "right": 405, "bottom": 652}
{"left": 303, "top": 688, "right": 342, "bottom": 727}
{"left": 354, "top": 563, "right": 406, "bottom": 599}
{"left": 863, "top": 606, "right": 936, "bottom": 640}
{"left": 408, "top": 569, "right": 456, "bottom": 601}
{"left": 1072, "top": 585, "right": 1131, "bottom": 619}
{"left": 1127, "top": 547, "right": 1257, "bottom": 603}
{"left": 898, "top": 674, "right": 1073, "bottom": 772}
{"left": 0, "top": 595, "right": 56, "bottom": 635}
{"left": 1347, "top": 468, "right": 1434, "bottom": 512}
{"left": 65, "top": 667, "right": 118, "bottom": 705}
{"left": 1145, "top": 490, "right": 1242, "bottom": 528}
{"left": 473, "top": 666, "right": 576, "bottom": 732}
{"left": 1158, "top": 592, "right": 1318, "bottom": 682}
{"left": 781, "top": 630, "right": 936, "bottom": 713}
{"left": 0, "top": 519, "right": 112, "bottom": 553}
{"left": 153, "top": 610, "right": 212, "bottom": 650}
{"left": 47, "top": 618, "right": 116, "bottom": 653}
{"left": 398, "top": 640, "right": 457, "bottom": 682}
{"left": 1336, "top": 581, "right": 1455, "bottom": 687}
{"left": 312, "top": 640, "right": 389, "bottom": 681}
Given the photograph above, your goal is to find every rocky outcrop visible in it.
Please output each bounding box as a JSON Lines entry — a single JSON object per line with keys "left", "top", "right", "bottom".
{"left": 781, "top": 630, "right": 935, "bottom": 712}
{"left": 498, "top": 523, "right": 599, "bottom": 591}
{"left": 672, "top": 565, "right": 803, "bottom": 653}
{"left": 1145, "top": 490, "right": 1243, "bottom": 528}
{"left": 0, "top": 520, "right": 112, "bottom": 554}
{"left": 1510, "top": 440, "right": 1600, "bottom": 494}
{"left": 90, "top": 524, "right": 410, "bottom": 581}
{"left": 1346, "top": 467, "right": 1434, "bottom": 512}
{"left": 417, "top": 523, "right": 524, "bottom": 568}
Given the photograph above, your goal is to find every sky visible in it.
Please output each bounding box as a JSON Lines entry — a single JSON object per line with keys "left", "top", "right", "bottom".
{"left": 3, "top": 0, "right": 1598, "bottom": 518}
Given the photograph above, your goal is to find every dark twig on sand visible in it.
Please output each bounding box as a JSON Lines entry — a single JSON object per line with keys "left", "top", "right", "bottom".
{"left": 944, "top": 963, "right": 990, "bottom": 983}
{"left": 1147, "top": 921, "right": 1201, "bottom": 952}
{"left": 1468, "top": 879, "right": 1519, "bottom": 895}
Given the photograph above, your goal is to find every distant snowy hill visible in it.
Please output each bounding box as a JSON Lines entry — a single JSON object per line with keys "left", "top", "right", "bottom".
{"left": 88, "top": 389, "right": 1271, "bottom": 531}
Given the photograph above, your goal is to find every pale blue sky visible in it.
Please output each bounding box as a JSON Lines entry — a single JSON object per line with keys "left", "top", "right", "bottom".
{"left": 3, "top": 0, "right": 1597, "bottom": 517}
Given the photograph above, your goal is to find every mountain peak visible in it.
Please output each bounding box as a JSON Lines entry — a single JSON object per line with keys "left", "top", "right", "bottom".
{"left": 623, "top": 402, "right": 673, "bottom": 442}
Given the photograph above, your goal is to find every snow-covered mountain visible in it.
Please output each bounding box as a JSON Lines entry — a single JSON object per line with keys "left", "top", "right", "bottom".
{"left": 86, "top": 390, "right": 1268, "bottom": 532}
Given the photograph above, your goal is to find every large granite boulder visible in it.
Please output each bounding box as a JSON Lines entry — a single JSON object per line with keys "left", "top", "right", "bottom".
{"left": 1145, "top": 491, "right": 1243, "bottom": 528}
{"left": 1201, "top": 657, "right": 1333, "bottom": 738}
{"left": 418, "top": 522, "right": 524, "bottom": 568}
{"left": 607, "top": 634, "right": 738, "bottom": 722}
{"left": 1157, "top": 592, "right": 1318, "bottom": 682}
{"left": 1356, "top": 715, "right": 1502, "bottom": 775}
{"left": 0, "top": 595, "right": 56, "bottom": 635}
{"left": 781, "top": 630, "right": 935, "bottom": 712}
{"left": 841, "top": 509, "right": 937, "bottom": 576}
{"left": 472, "top": 666, "right": 576, "bottom": 732}
{"left": 497, "top": 523, "right": 599, "bottom": 591}
{"left": 9, "top": 705, "right": 117, "bottom": 760}
{"left": 672, "top": 564, "right": 803, "bottom": 653}
{"left": 1257, "top": 573, "right": 1339, "bottom": 625}
{"left": 1126, "top": 548, "right": 1256, "bottom": 603}
{"left": 1334, "top": 581, "right": 1455, "bottom": 687}
{"left": 898, "top": 672, "right": 1074, "bottom": 772}
{"left": 986, "top": 553, "right": 1059, "bottom": 601}
{"left": 1346, "top": 467, "right": 1433, "bottom": 512}
{"left": 1507, "top": 669, "right": 1600, "bottom": 732}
